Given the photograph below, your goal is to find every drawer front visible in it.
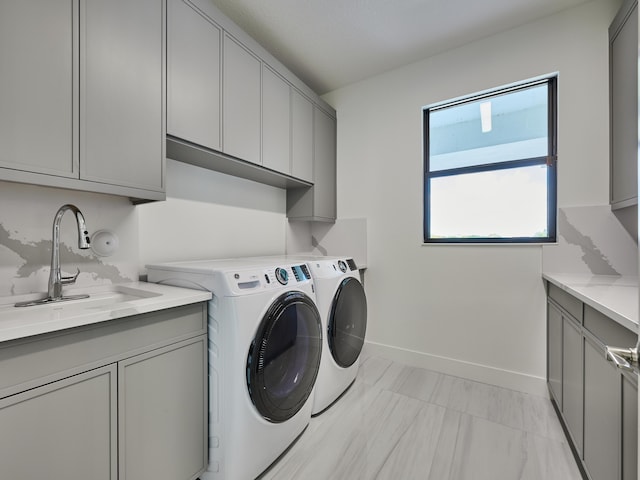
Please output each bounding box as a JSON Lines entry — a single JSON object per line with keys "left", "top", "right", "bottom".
{"left": 0, "top": 303, "right": 206, "bottom": 398}
{"left": 584, "top": 304, "right": 637, "bottom": 348}
{"left": 548, "top": 283, "right": 583, "bottom": 322}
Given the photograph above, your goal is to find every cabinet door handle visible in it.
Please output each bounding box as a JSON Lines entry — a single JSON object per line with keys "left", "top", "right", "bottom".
{"left": 606, "top": 345, "right": 639, "bottom": 373}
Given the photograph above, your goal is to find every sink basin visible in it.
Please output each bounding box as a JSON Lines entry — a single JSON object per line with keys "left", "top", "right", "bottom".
{"left": 0, "top": 284, "right": 164, "bottom": 338}
{"left": 11, "top": 285, "right": 161, "bottom": 310}
{"left": 0, "top": 281, "right": 211, "bottom": 344}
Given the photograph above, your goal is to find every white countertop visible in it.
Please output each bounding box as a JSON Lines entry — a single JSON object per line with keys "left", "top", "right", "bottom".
{"left": 0, "top": 282, "right": 211, "bottom": 344}
{"left": 542, "top": 273, "right": 638, "bottom": 332}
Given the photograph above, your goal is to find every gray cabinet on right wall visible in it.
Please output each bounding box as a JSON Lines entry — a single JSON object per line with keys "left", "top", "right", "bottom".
{"left": 546, "top": 283, "right": 638, "bottom": 480}
{"left": 610, "top": 0, "right": 638, "bottom": 209}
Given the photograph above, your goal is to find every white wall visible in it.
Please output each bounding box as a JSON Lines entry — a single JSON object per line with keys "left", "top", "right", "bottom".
{"left": 0, "top": 158, "right": 289, "bottom": 298}
{"left": 137, "top": 159, "right": 288, "bottom": 273}
{"left": 0, "top": 181, "right": 138, "bottom": 297}
{"left": 323, "top": 0, "right": 622, "bottom": 394}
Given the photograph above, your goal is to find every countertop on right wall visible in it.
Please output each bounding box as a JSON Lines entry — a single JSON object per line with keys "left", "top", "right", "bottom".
{"left": 543, "top": 204, "right": 638, "bottom": 331}
{"left": 543, "top": 272, "right": 637, "bottom": 332}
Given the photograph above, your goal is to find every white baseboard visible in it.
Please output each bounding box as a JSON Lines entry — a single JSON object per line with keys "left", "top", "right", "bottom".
{"left": 362, "top": 340, "right": 549, "bottom": 397}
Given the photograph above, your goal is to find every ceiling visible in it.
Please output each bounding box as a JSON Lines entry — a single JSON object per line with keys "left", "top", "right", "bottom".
{"left": 210, "top": 0, "right": 593, "bottom": 95}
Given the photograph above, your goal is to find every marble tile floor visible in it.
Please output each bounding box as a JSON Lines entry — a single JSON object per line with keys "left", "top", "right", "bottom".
{"left": 259, "top": 354, "right": 582, "bottom": 480}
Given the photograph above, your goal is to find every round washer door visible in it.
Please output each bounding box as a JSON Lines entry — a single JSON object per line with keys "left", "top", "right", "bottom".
{"left": 246, "top": 291, "right": 322, "bottom": 423}
{"left": 328, "top": 277, "right": 367, "bottom": 368}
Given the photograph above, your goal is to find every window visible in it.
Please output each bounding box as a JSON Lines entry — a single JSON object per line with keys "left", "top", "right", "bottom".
{"left": 423, "top": 77, "right": 557, "bottom": 243}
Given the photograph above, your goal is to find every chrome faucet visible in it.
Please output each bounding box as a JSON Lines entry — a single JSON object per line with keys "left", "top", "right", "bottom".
{"left": 15, "top": 204, "right": 91, "bottom": 307}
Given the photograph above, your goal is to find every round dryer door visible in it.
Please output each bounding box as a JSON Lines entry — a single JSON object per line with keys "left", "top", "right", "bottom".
{"left": 246, "top": 291, "right": 322, "bottom": 423}
{"left": 328, "top": 277, "right": 367, "bottom": 368}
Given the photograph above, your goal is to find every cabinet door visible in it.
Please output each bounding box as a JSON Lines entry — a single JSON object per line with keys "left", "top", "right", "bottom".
{"left": 313, "top": 107, "right": 337, "bottom": 220}
{"left": 621, "top": 374, "right": 637, "bottom": 480}
{"left": 81, "top": 0, "right": 164, "bottom": 191}
{"left": 291, "top": 90, "right": 314, "bottom": 182}
{"left": 119, "top": 336, "right": 207, "bottom": 480}
{"left": 584, "top": 337, "right": 621, "bottom": 480}
{"left": 223, "top": 34, "right": 261, "bottom": 165}
{"left": 0, "top": 0, "right": 77, "bottom": 177}
{"left": 562, "top": 316, "right": 584, "bottom": 454}
{"left": 0, "top": 365, "right": 117, "bottom": 480}
{"left": 167, "top": 0, "right": 221, "bottom": 151}
{"left": 547, "top": 302, "right": 563, "bottom": 406}
{"left": 610, "top": 2, "right": 638, "bottom": 207}
{"left": 262, "top": 65, "right": 291, "bottom": 174}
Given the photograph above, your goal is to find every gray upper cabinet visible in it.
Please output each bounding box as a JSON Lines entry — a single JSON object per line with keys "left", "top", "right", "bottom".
{"left": 167, "top": 0, "right": 222, "bottom": 151}
{"left": 80, "top": 0, "right": 165, "bottom": 194}
{"left": 286, "top": 106, "right": 337, "bottom": 222}
{"left": 291, "top": 90, "right": 314, "bottom": 183}
{"left": 165, "top": 0, "right": 336, "bottom": 218}
{"left": 313, "top": 107, "right": 338, "bottom": 220}
{"left": 223, "top": 34, "right": 262, "bottom": 165}
{"left": 0, "top": 0, "right": 77, "bottom": 177}
{"left": 262, "top": 65, "right": 291, "bottom": 174}
{"left": 610, "top": 0, "right": 638, "bottom": 209}
{"left": 0, "top": 0, "right": 165, "bottom": 202}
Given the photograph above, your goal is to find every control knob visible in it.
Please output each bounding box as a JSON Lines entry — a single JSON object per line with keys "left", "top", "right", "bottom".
{"left": 338, "top": 260, "right": 348, "bottom": 273}
{"left": 275, "top": 267, "right": 289, "bottom": 285}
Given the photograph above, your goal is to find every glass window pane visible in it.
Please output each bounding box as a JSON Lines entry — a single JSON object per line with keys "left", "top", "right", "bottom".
{"left": 429, "top": 84, "right": 548, "bottom": 172}
{"left": 429, "top": 165, "right": 549, "bottom": 239}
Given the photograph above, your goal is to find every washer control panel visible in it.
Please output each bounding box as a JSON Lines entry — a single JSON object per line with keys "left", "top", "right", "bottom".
{"left": 227, "top": 264, "right": 312, "bottom": 294}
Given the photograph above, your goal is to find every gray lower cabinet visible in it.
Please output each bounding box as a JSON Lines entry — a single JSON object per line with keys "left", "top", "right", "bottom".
{"left": 622, "top": 374, "right": 638, "bottom": 480}
{"left": 563, "top": 316, "right": 583, "bottom": 454}
{"left": 547, "top": 302, "right": 563, "bottom": 406}
{"left": 119, "top": 337, "right": 207, "bottom": 480}
{"left": 546, "top": 283, "right": 638, "bottom": 480}
{"left": 0, "top": 303, "right": 207, "bottom": 480}
{"left": 0, "top": 0, "right": 165, "bottom": 202}
{"left": 0, "top": 365, "right": 117, "bottom": 480}
{"left": 583, "top": 336, "right": 622, "bottom": 480}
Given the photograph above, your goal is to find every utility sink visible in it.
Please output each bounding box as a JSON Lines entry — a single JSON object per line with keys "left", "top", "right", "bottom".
{"left": 0, "top": 282, "right": 210, "bottom": 344}
{"left": 2, "top": 285, "right": 161, "bottom": 324}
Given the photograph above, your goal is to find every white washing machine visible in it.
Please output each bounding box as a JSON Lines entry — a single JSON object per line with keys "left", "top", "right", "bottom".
{"left": 146, "top": 258, "right": 322, "bottom": 480}
{"left": 247, "top": 255, "right": 367, "bottom": 415}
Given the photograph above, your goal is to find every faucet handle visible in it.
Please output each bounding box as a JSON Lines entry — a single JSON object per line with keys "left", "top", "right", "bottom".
{"left": 61, "top": 268, "right": 81, "bottom": 286}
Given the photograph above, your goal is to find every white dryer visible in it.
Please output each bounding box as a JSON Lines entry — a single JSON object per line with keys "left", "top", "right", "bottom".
{"left": 146, "top": 258, "right": 322, "bottom": 480}
{"left": 303, "top": 256, "right": 367, "bottom": 414}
